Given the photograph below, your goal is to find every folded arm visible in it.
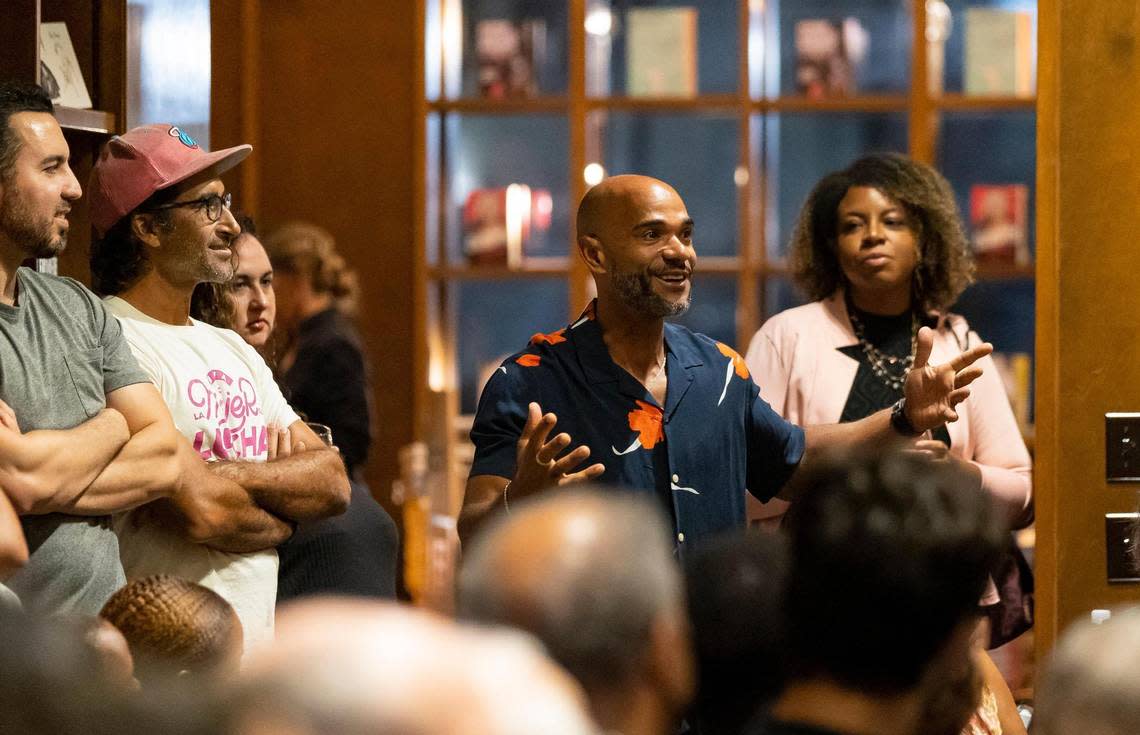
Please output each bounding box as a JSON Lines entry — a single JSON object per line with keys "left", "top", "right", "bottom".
{"left": 0, "top": 400, "right": 130, "bottom": 515}
{"left": 210, "top": 420, "right": 350, "bottom": 522}
{"left": 147, "top": 440, "right": 294, "bottom": 553}
{"left": 60, "top": 382, "right": 182, "bottom": 515}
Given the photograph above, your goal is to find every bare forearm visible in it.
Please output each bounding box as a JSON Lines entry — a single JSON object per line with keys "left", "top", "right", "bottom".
{"left": 5, "top": 409, "right": 129, "bottom": 515}
{"left": 212, "top": 447, "right": 350, "bottom": 522}
{"left": 62, "top": 420, "right": 181, "bottom": 516}
{"left": 0, "top": 491, "right": 28, "bottom": 579}
{"left": 164, "top": 442, "right": 293, "bottom": 552}
{"left": 780, "top": 410, "right": 897, "bottom": 500}
{"left": 459, "top": 475, "right": 510, "bottom": 546}
{"left": 141, "top": 495, "right": 293, "bottom": 554}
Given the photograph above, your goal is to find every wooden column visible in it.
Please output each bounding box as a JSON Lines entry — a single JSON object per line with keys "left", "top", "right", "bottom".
{"left": 1035, "top": 0, "right": 1140, "bottom": 653}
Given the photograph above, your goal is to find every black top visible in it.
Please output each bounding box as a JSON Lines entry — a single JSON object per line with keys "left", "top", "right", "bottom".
{"left": 838, "top": 305, "right": 951, "bottom": 447}
{"left": 282, "top": 308, "right": 372, "bottom": 474}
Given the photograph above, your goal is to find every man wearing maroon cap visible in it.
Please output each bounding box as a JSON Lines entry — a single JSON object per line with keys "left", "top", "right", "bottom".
{"left": 88, "top": 123, "right": 350, "bottom": 653}
{"left": 0, "top": 81, "right": 182, "bottom": 615}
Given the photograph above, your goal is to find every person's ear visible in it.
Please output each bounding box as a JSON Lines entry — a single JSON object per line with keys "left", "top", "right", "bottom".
{"left": 577, "top": 234, "right": 606, "bottom": 276}
{"left": 130, "top": 212, "right": 165, "bottom": 249}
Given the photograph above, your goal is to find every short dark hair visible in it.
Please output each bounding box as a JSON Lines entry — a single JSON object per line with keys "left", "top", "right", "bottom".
{"left": 789, "top": 152, "right": 975, "bottom": 314}
{"left": 782, "top": 448, "right": 1005, "bottom": 694}
{"left": 0, "top": 81, "right": 54, "bottom": 179}
{"left": 89, "top": 187, "right": 179, "bottom": 296}
{"left": 685, "top": 530, "right": 790, "bottom": 733}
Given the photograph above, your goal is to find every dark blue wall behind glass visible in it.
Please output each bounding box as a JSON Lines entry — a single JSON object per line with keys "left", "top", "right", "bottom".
{"left": 446, "top": 114, "right": 571, "bottom": 261}
{"left": 603, "top": 112, "right": 740, "bottom": 257}
{"left": 460, "top": 0, "right": 568, "bottom": 96}
{"left": 457, "top": 279, "right": 570, "bottom": 413}
{"left": 769, "top": 0, "right": 911, "bottom": 96}
{"left": 766, "top": 113, "right": 908, "bottom": 258}
{"left": 605, "top": 0, "right": 739, "bottom": 94}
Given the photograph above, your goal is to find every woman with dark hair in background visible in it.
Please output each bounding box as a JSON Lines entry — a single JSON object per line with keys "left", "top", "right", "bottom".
{"left": 192, "top": 217, "right": 397, "bottom": 602}
{"left": 745, "top": 153, "right": 1030, "bottom": 735}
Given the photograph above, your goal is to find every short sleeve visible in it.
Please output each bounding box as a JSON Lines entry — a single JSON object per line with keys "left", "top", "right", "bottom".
{"left": 745, "top": 382, "right": 805, "bottom": 502}
{"left": 86, "top": 285, "right": 150, "bottom": 393}
{"left": 469, "top": 363, "right": 532, "bottom": 480}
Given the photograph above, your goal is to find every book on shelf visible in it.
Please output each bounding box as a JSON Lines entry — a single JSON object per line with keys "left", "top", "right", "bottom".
{"left": 991, "top": 351, "right": 1032, "bottom": 432}
{"left": 625, "top": 7, "right": 698, "bottom": 97}
{"left": 969, "top": 184, "right": 1031, "bottom": 266}
{"left": 462, "top": 185, "right": 553, "bottom": 267}
{"left": 964, "top": 8, "right": 1035, "bottom": 96}
{"left": 39, "top": 22, "right": 93, "bottom": 109}
{"left": 794, "top": 18, "right": 869, "bottom": 99}
{"left": 475, "top": 19, "right": 547, "bottom": 99}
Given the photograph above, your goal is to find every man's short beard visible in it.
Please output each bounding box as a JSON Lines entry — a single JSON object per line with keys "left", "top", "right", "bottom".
{"left": 0, "top": 186, "right": 66, "bottom": 258}
{"left": 612, "top": 271, "right": 690, "bottom": 319}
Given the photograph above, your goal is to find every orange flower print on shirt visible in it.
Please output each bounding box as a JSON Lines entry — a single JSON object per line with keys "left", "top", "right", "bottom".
{"left": 529, "top": 328, "right": 567, "bottom": 346}
{"left": 716, "top": 342, "right": 750, "bottom": 380}
{"left": 516, "top": 354, "right": 541, "bottom": 367}
{"left": 628, "top": 400, "right": 665, "bottom": 449}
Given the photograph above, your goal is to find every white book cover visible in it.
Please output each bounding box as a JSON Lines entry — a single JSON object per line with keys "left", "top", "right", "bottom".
{"left": 39, "top": 22, "right": 93, "bottom": 109}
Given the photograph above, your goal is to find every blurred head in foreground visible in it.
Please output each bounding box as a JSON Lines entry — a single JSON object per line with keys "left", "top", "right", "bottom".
{"left": 1034, "top": 606, "right": 1140, "bottom": 735}
{"left": 457, "top": 487, "right": 693, "bottom": 735}
{"left": 232, "top": 598, "right": 596, "bottom": 735}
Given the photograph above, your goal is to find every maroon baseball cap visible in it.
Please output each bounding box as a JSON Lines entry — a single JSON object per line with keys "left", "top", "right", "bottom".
{"left": 88, "top": 124, "right": 252, "bottom": 237}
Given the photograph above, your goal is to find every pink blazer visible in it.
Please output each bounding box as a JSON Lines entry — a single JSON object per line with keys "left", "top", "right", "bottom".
{"left": 744, "top": 292, "right": 1033, "bottom": 528}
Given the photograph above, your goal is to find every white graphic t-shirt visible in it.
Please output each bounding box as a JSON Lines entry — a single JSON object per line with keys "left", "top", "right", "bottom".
{"left": 104, "top": 296, "right": 300, "bottom": 654}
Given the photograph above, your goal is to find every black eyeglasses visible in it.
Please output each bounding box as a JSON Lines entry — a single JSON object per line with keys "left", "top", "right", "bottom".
{"left": 151, "top": 192, "right": 232, "bottom": 223}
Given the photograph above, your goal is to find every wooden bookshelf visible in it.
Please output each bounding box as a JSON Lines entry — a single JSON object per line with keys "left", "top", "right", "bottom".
{"left": 415, "top": 0, "right": 1040, "bottom": 427}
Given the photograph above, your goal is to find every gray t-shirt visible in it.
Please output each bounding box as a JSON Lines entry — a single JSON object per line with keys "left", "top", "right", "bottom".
{"left": 0, "top": 268, "right": 149, "bottom": 615}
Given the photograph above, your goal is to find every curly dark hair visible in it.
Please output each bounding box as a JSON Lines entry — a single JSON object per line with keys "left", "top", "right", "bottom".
{"left": 782, "top": 448, "right": 1005, "bottom": 694}
{"left": 99, "top": 574, "right": 241, "bottom": 685}
{"left": 189, "top": 212, "right": 257, "bottom": 328}
{"left": 89, "top": 187, "right": 179, "bottom": 296}
{"left": 789, "top": 152, "right": 975, "bottom": 314}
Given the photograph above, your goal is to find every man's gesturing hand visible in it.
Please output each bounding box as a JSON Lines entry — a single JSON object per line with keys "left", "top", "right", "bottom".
{"left": 512, "top": 402, "right": 606, "bottom": 499}
{"left": 903, "top": 326, "right": 992, "bottom": 433}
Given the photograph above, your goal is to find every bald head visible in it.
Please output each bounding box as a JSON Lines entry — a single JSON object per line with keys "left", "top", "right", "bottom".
{"left": 457, "top": 488, "right": 689, "bottom": 700}
{"left": 236, "top": 599, "right": 595, "bottom": 735}
{"left": 576, "top": 174, "right": 684, "bottom": 243}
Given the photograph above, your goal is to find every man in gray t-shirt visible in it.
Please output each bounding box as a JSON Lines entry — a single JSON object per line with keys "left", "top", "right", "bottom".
{"left": 0, "top": 82, "right": 182, "bottom": 614}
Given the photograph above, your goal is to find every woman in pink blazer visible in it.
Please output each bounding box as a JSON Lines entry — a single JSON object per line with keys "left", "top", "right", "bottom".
{"left": 745, "top": 153, "right": 1031, "bottom": 529}
{"left": 745, "top": 153, "right": 1030, "bottom": 735}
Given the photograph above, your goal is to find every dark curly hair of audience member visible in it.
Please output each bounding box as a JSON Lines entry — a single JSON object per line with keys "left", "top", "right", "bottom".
{"left": 189, "top": 212, "right": 257, "bottom": 329}
{"left": 0, "top": 82, "right": 53, "bottom": 179}
{"left": 89, "top": 187, "right": 179, "bottom": 296}
{"left": 782, "top": 449, "right": 1006, "bottom": 695}
{"left": 100, "top": 574, "right": 242, "bottom": 685}
{"left": 264, "top": 222, "right": 359, "bottom": 317}
{"left": 789, "top": 152, "right": 975, "bottom": 314}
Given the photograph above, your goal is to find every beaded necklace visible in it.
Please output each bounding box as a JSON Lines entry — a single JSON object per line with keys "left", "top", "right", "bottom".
{"left": 847, "top": 306, "right": 918, "bottom": 392}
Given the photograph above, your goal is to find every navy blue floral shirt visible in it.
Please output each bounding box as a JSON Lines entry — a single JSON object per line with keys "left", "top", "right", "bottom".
{"left": 470, "top": 301, "right": 806, "bottom": 550}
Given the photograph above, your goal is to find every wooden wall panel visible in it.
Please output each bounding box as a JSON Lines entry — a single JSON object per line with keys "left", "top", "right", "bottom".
{"left": 1035, "top": 0, "right": 1140, "bottom": 652}
{"left": 212, "top": 0, "right": 417, "bottom": 511}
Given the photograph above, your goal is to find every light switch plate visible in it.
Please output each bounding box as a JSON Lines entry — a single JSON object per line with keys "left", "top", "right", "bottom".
{"left": 1106, "top": 413, "right": 1140, "bottom": 481}
{"left": 1106, "top": 513, "right": 1140, "bottom": 583}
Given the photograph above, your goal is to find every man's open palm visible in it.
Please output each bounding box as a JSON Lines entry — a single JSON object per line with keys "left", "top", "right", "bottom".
{"left": 903, "top": 326, "right": 991, "bottom": 432}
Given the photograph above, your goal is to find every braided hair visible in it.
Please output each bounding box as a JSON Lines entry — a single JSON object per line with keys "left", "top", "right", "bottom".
{"left": 99, "top": 574, "right": 242, "bottom": 684}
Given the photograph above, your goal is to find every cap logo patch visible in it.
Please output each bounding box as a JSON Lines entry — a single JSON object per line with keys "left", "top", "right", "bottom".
{"left": 168, "top": 126, "right": 199, "bottom": 149}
